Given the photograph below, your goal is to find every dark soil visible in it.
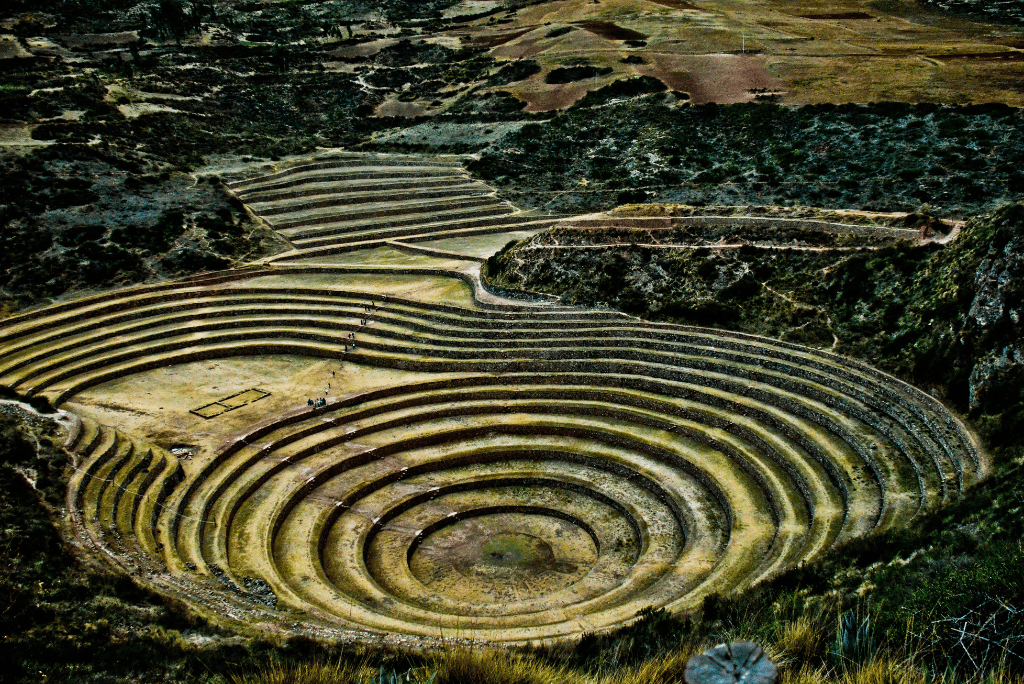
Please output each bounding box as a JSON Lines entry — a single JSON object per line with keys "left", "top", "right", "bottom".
{"left": 927, "top": 52, "right": 1024, "bottom": 61}
{"left": 573, "top": 21, "right": 648, "bottom": 41}
{"left": 798, "top": 12, "right": 875, "bottom": 19}
{"left": 646, "top": 0, "right": 701, "bottom": 9}
{"left": 545, "top": 65, "right": 614, "bottom": 84}
{"left": 915, "top": 0, "right": 1024, "bottom": 25}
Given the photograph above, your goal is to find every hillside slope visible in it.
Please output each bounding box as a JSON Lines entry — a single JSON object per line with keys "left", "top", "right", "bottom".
{"left": 488, "top": 203, "right": 1024, "bottom": 445}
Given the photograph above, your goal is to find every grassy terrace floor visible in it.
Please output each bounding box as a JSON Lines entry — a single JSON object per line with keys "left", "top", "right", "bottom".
{"left": 0, "top": 151, "right": 984, "bottom": 646}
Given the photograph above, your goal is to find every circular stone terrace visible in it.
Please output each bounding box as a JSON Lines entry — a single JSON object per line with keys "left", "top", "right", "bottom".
{"left": 0, "top": 152, "right": 983, "bottom": 645}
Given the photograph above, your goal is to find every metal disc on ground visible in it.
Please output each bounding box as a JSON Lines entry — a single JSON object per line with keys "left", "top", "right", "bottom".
{"left": 685, "top": 641, "right": 778, "bottom": 684}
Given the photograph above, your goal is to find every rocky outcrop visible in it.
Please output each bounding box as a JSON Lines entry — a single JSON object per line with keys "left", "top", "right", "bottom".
{"left": 964, "top": 206, "right": 1024, "bottom": 414}
{"left": 967, "top": 227, "right": 1024, "bottom": 332}
{"left": 970, "top": 345, "right": 1024, "bottom": 411}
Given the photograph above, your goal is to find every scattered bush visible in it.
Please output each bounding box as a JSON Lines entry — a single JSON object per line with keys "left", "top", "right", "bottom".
{"left": 487, "top": 59, "right": 542, "bottom": 85}
{"left": 572, "top": 76, "right": 667, "bottom": 108}
{"left": 545, "top": 26, "right": 575, "bottom": 38}
{"left": 545, "top": 65, "right": 614, "bottom": 84}
{"left": 486, "top": 203, "right": 1024, "bottom": 437}
{"left": 471, "top": 102, "right": 1024, "bottom": 216}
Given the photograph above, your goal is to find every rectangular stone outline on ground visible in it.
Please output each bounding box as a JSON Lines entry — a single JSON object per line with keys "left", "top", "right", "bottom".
{"left": 190, "top": 388, "right": 271, "bottom": 419}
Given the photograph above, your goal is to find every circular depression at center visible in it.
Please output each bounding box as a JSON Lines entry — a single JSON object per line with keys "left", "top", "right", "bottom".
{"left": 409, "top": 511, "right": 599, "bottom": 604}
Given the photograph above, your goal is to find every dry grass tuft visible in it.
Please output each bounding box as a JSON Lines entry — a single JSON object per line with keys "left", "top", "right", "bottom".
{"left": 231, "top": 648, "right": 1024, "bottom": 684}
{"left": 230, "top": 659, "right": 361, "bottom": 684}
{"left": 430, "top": 647, "right": 700, "bottom": 684}
{"left": 838, "top": 658, "right": 925, "bottom": 684}
{"left": 430, "top": 648, "right": 573, "bottom": 684}
{"left": 779, "top": 658, "right": 927, "bottom": 684}
{"left": 232, "top": 647, "right": 707, "bottom": 684}
{"left": 781, "top": 664, "right": 830, "bottom": 684}
{"left": 777, "top": 616, "right": 828, "bottom": 666}
{"left": 600, "top": 651, "right": 692, "bottom": 684}
{"left": 230, "top": 658, "right": 436, "bottom": 684}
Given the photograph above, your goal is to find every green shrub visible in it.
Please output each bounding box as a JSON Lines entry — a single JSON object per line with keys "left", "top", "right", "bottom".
{"left": 546, "top": 26, "right": 575, "bottom": 38}
{"left": 487, "top": 59, "right": 541, "bottom": 86}
{"left": 545, "top": 65, "right": 613, "bottom": 84}
{"left": 572, "top": 76, "right": 667, "bottom": 108}
{"left": 111, "top": 209, "right": 186, "bottom": 253}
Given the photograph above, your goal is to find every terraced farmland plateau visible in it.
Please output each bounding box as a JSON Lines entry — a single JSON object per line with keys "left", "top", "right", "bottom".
{"left": 0, "top": 153, "right": 983, "bottom": 645}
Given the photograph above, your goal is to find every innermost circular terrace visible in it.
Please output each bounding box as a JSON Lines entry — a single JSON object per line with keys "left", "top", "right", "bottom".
{"left": 0, "top": 152, "right": 983, "bottom": 645}
{"left": 410, "top": 512, "right": 600, "bottom": 604}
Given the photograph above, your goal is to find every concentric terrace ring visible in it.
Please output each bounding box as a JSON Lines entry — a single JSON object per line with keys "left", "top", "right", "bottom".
{"left": 0, "top": 264, "right": 981, "bottom": 643}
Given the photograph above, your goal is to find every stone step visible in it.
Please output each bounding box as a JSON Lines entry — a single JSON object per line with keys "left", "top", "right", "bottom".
{"left": 269, "top": 195, "right": 505, "bottom": 232}
{"left": 237, "top": 175, "right": 473, "bottom": 204}
{"left": 283, "top": 216, "right": 558, "bottom": 252}
{"left": 179, "top": 380, "right": 854, "bottom": 590}
{"left": 228, "top": 160, "right": 463, "bottom": 191}
{"left": 247, "top": 183, "right": 491, "bottom": 217}
{"left": 18, "top": 297, "right": 954, "bottom": 518}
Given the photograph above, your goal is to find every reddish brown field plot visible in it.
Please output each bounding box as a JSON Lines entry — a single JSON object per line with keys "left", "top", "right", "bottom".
{"left": 639, "top": 53, "right": 787, "bottom": 104}
{"left": 445, "top": 0, "right": 1024, "bottom": 109}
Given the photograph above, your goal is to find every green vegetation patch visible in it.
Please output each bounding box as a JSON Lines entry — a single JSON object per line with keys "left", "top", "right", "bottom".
{"left": 545, "top": 26, "right": 576, "bottom": 38}
{"left": 915, "top": 0, "right": 1024, "bottom": 25}
{"left": 572, "top": 76, "right": 668, "bottom": 108}
{"left": 470, "top": 102, "right": 1024, "bottom": 217}
{"left": 487, "top": 59, "right": 542, "bottom": 86}
{"left": 545, "top": 65, "right": 615, "bottom": 84}
{"left": 0, "top": 148, "right": 282, "bottom": 312}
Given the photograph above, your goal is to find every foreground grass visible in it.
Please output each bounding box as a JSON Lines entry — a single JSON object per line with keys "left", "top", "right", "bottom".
{"left": 230, "top": 649, "right": 1024, "bottom": 684}
{"left": 230, "top": 649, "right": 693, "bottom": 684}
{"left": 229, "top": 500, "right": 1024, "bottom": 682}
